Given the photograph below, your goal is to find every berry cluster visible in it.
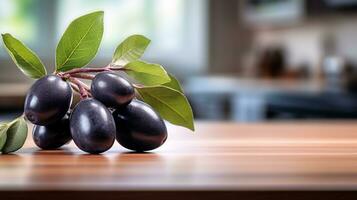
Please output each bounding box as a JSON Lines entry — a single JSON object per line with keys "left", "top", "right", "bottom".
{"left": 27, "top": 72, "right": 167, "bottom": 154}
{"left": 0, "top": 11, "right": 194, "bottom": 154}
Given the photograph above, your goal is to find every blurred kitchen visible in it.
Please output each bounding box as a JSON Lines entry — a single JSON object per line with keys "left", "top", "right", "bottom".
{"left": 2, "top": 0, "right": 357, "bottom": 122}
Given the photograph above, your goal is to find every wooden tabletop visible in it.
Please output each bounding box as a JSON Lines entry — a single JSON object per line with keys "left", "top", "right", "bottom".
{"left": 2, "top": 121, "right": 357, "bottom": 199}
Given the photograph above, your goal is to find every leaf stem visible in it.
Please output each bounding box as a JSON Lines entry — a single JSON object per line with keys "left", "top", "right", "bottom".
{"left": 109, "top": 66, "right": 126, "bottom": 71}
{"left": 133, "top": 83, "right": 145, "bottom": 88}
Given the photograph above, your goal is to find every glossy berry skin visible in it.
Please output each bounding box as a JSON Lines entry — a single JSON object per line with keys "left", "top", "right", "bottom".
{"left": 113, "top": 100, "right": 167, "bottom": 152}
{"left": 32, "top": 115, "right": 72, "bottom": 150}
{"left": 91, "top": 72, "right": 135, "bottom": 108}
{"left": 70, "top": 98, "right": 116, "bottom": 154}
{"left": 24, "top": 75, "right": 72, "bottom": 126}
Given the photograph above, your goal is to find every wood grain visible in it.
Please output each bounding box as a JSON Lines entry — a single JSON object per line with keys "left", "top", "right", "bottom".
{"left": 2, "top": 121, "right": 357, "bottom": 199}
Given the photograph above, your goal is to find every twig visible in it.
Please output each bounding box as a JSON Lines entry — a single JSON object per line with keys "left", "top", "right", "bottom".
{"left": 68, "top": 77, "right": 89, "bottom": 99}
{"left": 69, "top": 82, "right": 80, "bottom": 93}
{"left": 71, "top": 73, "right": 95, "bottom": 80}
{"left": 76, "top": 79, "right": 90, "bottom": 91}
{"left": 60, "top": 64, "right": 125, "bottom": 76}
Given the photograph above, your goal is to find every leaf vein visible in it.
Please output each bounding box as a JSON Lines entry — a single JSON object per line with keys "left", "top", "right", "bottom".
{"left": 140, "top": 90, "right": 188, "bottom": 123}
{"left": 58, "top": 18, "right": 98, "bottom": 69}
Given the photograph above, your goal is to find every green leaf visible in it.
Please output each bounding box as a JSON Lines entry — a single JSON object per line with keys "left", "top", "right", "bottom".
{"left": 56, "top": 11, "right": 104, "bottom": 72}
{"left": 1, "top": 33, "right": 47, "bottom": 79}
{"left": 2, "top": 117, "right": 28, "bottom": 154}
{"left": 0, "top": 124, "right": 8, "bottom": 151}
{"left": 125, "top": 61, "right": 170, "bottom": 86}
{"left": 163, "top": 74, "right": 184, "bottom": 93}
{"left": 136, "top": 85, "right": 194, "bottom": 131}
{"left": 112, "top": 35, "right": 150, "bottom": 66}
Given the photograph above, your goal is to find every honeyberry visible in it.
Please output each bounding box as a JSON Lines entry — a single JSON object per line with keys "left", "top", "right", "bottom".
{"left": 32, "top": 115, "right": 72, "bottom": 150}
{"left": 70, "top": 98, "right": 116, "bottom": 154}
{"left": 91, "top": 72, "right": 135, "bottom": 108}
{"left": 24, "top": 75, "right": 72, "bottom": 126}
{"left": 113, "top": 100, "right": 167, "bottom": 152}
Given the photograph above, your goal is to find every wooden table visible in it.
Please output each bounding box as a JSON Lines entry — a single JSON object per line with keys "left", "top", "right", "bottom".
{"left": 2, "top": 121, "right": 357, "bottom": 199}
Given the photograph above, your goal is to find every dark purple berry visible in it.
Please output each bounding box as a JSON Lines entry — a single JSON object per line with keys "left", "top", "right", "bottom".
{"left": 91, "top": 72, "right": 134, "bottom": 108}
{"left": 113, "top": 100, "right": 167, "bottom": 152}
{"left": 24, "top": 75, "right": 72, "bottom": 125}
{"left": 33, "top": 115, "right": 72, "bottom": 150}
{"left": 70, "top": 98, "right": 115, "bottom": 154}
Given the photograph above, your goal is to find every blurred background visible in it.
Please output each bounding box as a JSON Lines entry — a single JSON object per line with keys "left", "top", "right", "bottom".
{"left": 2, "top": 0, "right": 357, "bottom": 122}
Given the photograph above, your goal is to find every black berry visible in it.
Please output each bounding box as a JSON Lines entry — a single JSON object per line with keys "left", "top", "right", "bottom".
{"left": 33, "top": 115, "right": 72, "bottom": 150}
{"left": 91, "top": 72, "right": 134, "bottom": 108}
{"left": 113, "top": 100, "right": 167, "bottom": 152}
{"left": 70, "top": 98, "right": 116, "bottom": 154}
{"left": 24, "top": 75, "right": 72, "bottom": 125}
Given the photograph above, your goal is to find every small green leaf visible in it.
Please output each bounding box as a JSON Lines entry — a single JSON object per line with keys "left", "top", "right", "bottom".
{"left": 2, "top": 117, "right": 28, "bottom": 154}
{"left": 0, "top": 124, "right": 8, "bottom": 151}
{"left": 56, "top": 11, "right": 104, "bottom": 72}
{"left": 125, "top": 61, "right": 170, "bottom": 86}
{"left": 112, "top": 35, "right": 150, "bottom": 66}
{"left": 1, "top": 33, "right": 47, "bottom": 79}
{"left": 136, "top": 85, "right": 194, "bottom": 131}
{"left": 163, "top": 74, "right": 184, "bottom": 93}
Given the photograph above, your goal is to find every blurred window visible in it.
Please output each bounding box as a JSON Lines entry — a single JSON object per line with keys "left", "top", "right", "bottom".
{"left": 57, "top": 0, "right": 208, "bottom": 74}
{"left": 0, "top": 0, "right": 41, "bottom": 56}
{"left": 0, "top": 0, "right": 208, "bottom": 74}
{"left": 0, "top": 0, "right": 38, "bottom": 41}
